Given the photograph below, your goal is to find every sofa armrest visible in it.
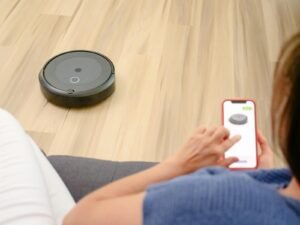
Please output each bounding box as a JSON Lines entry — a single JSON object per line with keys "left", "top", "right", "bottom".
{"left": 48, "top": 155, "right": 156, "bottom": 202}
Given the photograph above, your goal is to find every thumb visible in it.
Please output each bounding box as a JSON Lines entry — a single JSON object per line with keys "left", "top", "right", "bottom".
{"left": 257, "top": 130, "right": 268, "bottom": 147}
{"left": 219, "top": 157, "right": 239, "bottom": 168}
{"left": 257, "top": 130, "right": 272, "bottom": 154}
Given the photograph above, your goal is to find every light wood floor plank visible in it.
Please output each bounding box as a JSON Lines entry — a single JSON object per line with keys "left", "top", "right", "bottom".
{"left": 0, "top": 0, "right": 299, "bottom": 162}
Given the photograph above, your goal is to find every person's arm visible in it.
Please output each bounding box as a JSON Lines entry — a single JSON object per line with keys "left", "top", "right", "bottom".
{"left": 63, "top": 126, "right": 240, "bottom": 225}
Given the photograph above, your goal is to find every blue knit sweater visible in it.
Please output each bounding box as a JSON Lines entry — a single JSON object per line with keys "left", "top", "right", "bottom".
{"left": 143, "top": 167, "right": 300, "bottom": 225}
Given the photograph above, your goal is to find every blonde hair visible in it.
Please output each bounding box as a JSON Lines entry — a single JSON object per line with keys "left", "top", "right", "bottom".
{"left": 272, "top": 32, "right": 300, "bottom": 180}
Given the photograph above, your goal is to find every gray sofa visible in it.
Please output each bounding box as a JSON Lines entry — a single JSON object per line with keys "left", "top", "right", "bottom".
{"left": 48, "top": 155, "right": 156, "bottom": 202}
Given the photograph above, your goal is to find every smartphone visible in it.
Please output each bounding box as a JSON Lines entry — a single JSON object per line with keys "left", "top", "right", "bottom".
{"left": 222, "top": 99, "right": 258, "bottom": 169}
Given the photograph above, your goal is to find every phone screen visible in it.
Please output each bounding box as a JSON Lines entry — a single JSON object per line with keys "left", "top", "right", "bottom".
{"left": 223, "top": 100, "right": 257, "bottom": 169}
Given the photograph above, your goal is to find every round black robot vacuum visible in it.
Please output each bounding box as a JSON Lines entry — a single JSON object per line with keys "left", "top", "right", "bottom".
{"left": 39, "top": 50, "right": 115, "bottom": 107}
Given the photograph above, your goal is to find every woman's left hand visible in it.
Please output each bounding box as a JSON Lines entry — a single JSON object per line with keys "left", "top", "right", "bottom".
{"left": 163, "top": 126, "right": 241, "bottom": 175}
{"left": 257, "top": 130, "right": 274, "bottom": 169}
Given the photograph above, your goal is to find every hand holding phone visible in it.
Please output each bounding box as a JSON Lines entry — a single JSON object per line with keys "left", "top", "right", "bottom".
{"left": 222, "top": 100, "right": 258, "bottom": 169}
{"left": 257, "top": 130, "right": 274, "bottom": 169}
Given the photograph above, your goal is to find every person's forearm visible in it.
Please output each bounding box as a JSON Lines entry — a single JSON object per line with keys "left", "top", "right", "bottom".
{"left": 81, "top": 161, "right": 184, "bottom": 202}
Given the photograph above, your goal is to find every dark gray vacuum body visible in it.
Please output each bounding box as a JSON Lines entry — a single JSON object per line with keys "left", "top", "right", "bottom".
{"left": 39, "top": 50, "right": 115, "bottom": 107}
{"left": 229, "top": 114, "right": 248, "bottom": 125}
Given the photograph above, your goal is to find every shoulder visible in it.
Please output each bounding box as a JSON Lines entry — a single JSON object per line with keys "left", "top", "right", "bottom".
{"left": 148, "top": 166, "right": 291, "bottom": 194}
{"left": 144, "top": 167, "right": 292, "bottom": 225}
{"left": 192, "top": 168, "right": 286, "bottom": 210}
{"left": 146, "top": 166, "right": 290, "bottom": 197}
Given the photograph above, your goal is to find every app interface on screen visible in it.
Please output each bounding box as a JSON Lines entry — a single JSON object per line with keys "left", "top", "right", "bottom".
{"left": 223, "top": 101, "right": 257, "bottom": 168}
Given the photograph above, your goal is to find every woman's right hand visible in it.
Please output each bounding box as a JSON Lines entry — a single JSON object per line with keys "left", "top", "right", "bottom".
{"left": 163, "top": 126, "right": 241, "bottom": 175}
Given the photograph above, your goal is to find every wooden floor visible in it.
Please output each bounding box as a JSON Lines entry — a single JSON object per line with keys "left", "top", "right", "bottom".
{"left": 0, "top": 0, "right": 299, "bottom": 162}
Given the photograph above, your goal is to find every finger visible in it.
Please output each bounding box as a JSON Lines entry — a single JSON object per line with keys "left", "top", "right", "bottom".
{"left": 257, "top": 130, "right": 272, "bottom": 153}
{"left": 219, "top": 157, "right": 239, "bottom": 167}
{"left": 211, "top": 127, "right": 230, "bottom": 142}
{"left": 205, "top": 126, "right": 218, "bottom": 136}
{"left": 196, "top": 126, "right": 207, "bottom": 135}
{"left": 189, "top": 126, "right": 206, "bottom": 141}
{"left": 257, "top": 130, "right": 267, "bottom": 145}
{"left": 221, "top": 135, "right": 241, "bottom": 152}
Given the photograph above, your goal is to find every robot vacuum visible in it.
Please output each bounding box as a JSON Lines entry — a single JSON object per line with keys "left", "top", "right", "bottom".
{"left": 229, "top": 114, "right": 248, "bottom": 125}
{"left": 39, "top": 50, "right": 115, "bottom": 107}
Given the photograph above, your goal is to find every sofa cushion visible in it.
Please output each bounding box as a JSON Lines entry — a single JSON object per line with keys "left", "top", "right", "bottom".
{"left": 48, "top": 155, "right": 156, "bottom": 202}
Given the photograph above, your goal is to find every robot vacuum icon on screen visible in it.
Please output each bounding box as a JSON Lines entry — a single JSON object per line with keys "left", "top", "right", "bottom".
{"left": 39, "top": 50, "right": 115, "bottom": 107}
{"left": 229, "top": 114, "right": 248, "bottom": 125}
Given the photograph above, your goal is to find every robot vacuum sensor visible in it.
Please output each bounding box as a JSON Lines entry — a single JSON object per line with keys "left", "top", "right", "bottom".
{"left": 229, "top": 114, "right": 248, "bottom": 125}
{"left": 39, "top": 50, "right": 115, "bottom": 107}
